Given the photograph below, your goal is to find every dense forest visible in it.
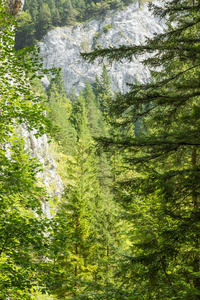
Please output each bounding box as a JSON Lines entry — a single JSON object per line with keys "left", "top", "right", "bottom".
{"left": 15, "top": 0, "right": 136, "bottom": 50}
{"left": 1, "top": 0, "right": 200, "bottom": 299}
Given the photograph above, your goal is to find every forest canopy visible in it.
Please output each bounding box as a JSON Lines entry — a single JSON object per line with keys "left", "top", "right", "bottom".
{"left": 15, "top": 0, "right": 136, "bottom": 50}
{"left": 2, "top": 0, "right": 200, "bottom": 299}
{"left": 82, "top": 0, "right": 200, "bottom": 298}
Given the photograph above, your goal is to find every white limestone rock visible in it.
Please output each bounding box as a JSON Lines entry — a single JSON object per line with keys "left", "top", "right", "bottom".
{"left": 18, "top": 125, "right": 64, "bottom": 203}
{"left": 39, "top": 1, "right": 164, "bottom": 94}
{"left": 5, "top": 0, "right": 63, "bottom": 214}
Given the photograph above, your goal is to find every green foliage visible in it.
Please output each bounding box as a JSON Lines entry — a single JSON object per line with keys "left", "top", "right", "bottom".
{"left": 70, "top": 93, "right": 90, "bottom": 140}
{"left": 82, "top": 0, "right": 200, "bottom": 298}
{"left": 0, "top": 2, "right": 56, "bottom": 298}
{"left": 15, "top": 0, "right": 136, "bottom": 50}
{"left": 15, "top": 11, "right": 35, "bottom": 50}
{"left": 94, "top": 65, "right": 113, "bottom": 116}
{"left": 83, "top": 82, "right": 103, "bottom": 136}
{"left": 92, "top": 32, "right": 102, "bottom": 48}
{"left": 36, "top": 3, "right": 53, "bottom": 40}
{"left": 41, "top": 66, "right": 129, "bottom": 298}
{"left": 46, "top": 71, "right": 77, "bottom": 154}
{"left": 5, "top": 0, "right": 200, "bottom": 297}
{"left": 1, "top": 3, "right": 129, "bottom": 296}
{"left": 103, "top": 23, "right": 113, "bottom": 33}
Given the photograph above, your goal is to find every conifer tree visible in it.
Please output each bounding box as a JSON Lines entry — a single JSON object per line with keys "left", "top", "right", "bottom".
{"left": 46, "top": 80, "right": 127, "bottom": 299}
{"left": 48, "top": 92, "right": 101, "bottom": 298}
{"left": 82, "top": 0, "right": 200, "bottom": 298}
{"left": 83, "top": 81, "right": 104, "bottom": 136}
{"left": 93, "top": 65, "right": 113, "bottom": 115}
{"left": 36, "top": 3, "right": 52, "bottom": 39}
{"left": 23, "top": 0, "right": 38, "bottom": 23}
{"left": 70, "top": 94, "right": 89, "bottom": 139}
{"left": 15, "top": 0, "right": 137, "bottom": 49}
{"left": 47, "top": 72, "right": 77, "bottom": 154}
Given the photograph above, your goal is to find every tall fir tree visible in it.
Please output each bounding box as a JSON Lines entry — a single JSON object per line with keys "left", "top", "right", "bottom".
{"left": 82, "top": 0, "right": 200, "bottom": 298}
{"left": 45, "top": 78, "right": 128, "bottom": 299}
{"left": 47, "top": 71, "right": 77, "bottom": 154}
{"left": 83, "top": 81, "right": 104, "bottom": 137}
{"left": 47, "top": 91, "right": 100, "bottom": 298}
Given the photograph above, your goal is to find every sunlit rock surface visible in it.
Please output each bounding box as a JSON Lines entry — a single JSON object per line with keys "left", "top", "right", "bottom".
{"left": 19, "top": 126, "right": 64, "bottom": 216}
{"left": 39, "top": 1, "right": 164, "bottom": 94}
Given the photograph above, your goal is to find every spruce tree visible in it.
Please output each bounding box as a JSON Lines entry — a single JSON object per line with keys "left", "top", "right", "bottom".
{"left": 48, "top": 93, "right": 101, "bottom": 298}
{"left": 83, "top": 81, "right": 103, "bottom": 136}
{"left": 82, "top": 0, "right": 200, "bottom": 298}
{"left": 36, "top": 3, "right": 52, "bottom": 39}
{"left": 46, "top": 81, "right": 127, "bottom": 299}
{"left": 93, "top": 65, "right": 113, "bottom": 115}
{"left": 47, "top": 72, "right": 77, "bottom": 154}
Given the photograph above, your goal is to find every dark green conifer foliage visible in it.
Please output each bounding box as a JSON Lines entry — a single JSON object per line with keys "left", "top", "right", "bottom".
{"left": 48, "top": 93, "right": 101, "bottom": 298}
{"left": 15, "top": 0, "right": 136, "bottom": 49}
{"left": 83, "top": 81, "right": 103, "bottom": 136}
{"left": 70, "top": 94, "right": 89, "bottom": 139}
{"left": 93, "top": 65, "right": 113, "bottom": 115}
{"left": 36, "top": 3, "right": 52, "bottom": 39}
{"left": 15, "top": 11, "right": 35, "bottom": 50}
{"left": 48, "top": 148, "right": 99, "bottom": 298}
{"left": 45, "top": 73, "right": 127, "bottom": 298}
{"left": 47, "top": 72, "right": 77, "bottom": 154}
{"left": 47, "top": 70, "right": 67, "bottom": 99}
{"left": 1, "top": 1, "right": 129, "bottom": 299}
{"left": 23, "top": 0, "right": 39, "bottom": 23}
{"left": 82, "top": 0, "right": 200, "bottom": 298}
{"left": 69, "top": 87, "right": 79, "bottom": 103}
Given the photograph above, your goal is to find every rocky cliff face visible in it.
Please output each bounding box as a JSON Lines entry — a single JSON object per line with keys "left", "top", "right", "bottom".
{"left": 7, "top": 0, "right": 163, "bottom": 208}
{"left": 20, "top": 126, "right": 63, "bottom": 217}
{"left": 39, "top": 1, "right": 164, "bottom": 94}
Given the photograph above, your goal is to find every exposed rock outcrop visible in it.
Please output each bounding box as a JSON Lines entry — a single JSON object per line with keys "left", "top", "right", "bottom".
{"left": 21, "top": 127, "right": 64, "bottom": 201}
{"left": 6, "top": 0, "right": 164, "bottom": 207}
{"left": 39, "top": 1, "right": 164, "bottom": 94}
{"left": 23, "top": 128, "right": 63, "bottom": 217}
{"left": 6, "top": 0, "right": 64, "bottom": 205}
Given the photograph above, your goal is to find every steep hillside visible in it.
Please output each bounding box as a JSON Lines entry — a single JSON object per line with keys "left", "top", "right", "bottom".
{"left": 39, "top": 1, "right": 164, "bottom": 94}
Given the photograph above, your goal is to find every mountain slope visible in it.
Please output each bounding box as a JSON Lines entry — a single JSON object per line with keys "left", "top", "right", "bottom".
{"left": 39, "top": 1, "right": 164, "bottom": 94}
